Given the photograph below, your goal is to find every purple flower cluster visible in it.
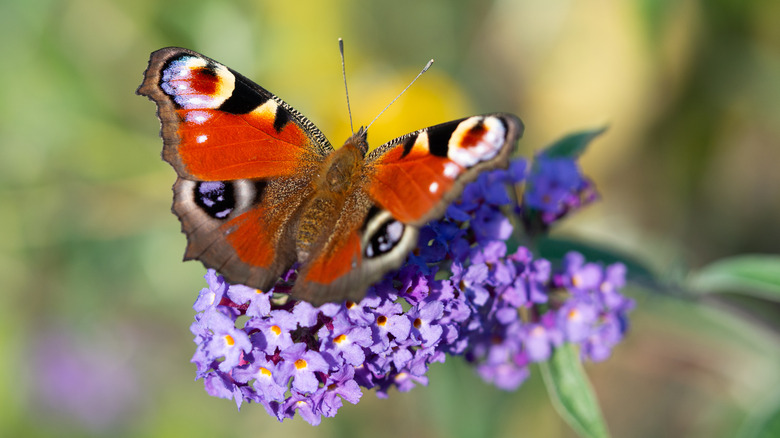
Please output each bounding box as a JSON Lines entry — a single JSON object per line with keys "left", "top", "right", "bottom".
{"left": 523, "top": 154, "right": 599, "bottom": 227}
{"left": 189, "top": 156, "right": 634, "bottom": 425}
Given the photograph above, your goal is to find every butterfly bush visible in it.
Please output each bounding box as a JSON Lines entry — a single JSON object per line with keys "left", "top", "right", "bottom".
{"left": 190, "top": 152, "right": 634, "bottom": 425}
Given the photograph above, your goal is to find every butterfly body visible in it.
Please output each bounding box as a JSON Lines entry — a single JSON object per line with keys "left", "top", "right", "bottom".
{"left": 295, "top": 132, "right": 368, "bottom": 262}
{"left": 138, "top": 47, "right": 523, "bottom": 305}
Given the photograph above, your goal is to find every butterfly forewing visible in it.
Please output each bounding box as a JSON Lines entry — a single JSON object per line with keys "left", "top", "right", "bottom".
{"left": 137, "top": 47, "right": 333, "bottom": 181}
{"left": 365, "top": 114, "right": 523, "bottom": 225}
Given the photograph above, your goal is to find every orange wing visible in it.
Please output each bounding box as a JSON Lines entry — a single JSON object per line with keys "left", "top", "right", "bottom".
{"left": 137, "top": 47, "right": 332, "bottom": 181}
{"left": 137, "top": 48, "right": 332, "bottom": 292}
{"left": 366, "top": 114, "right": 523, "bottom": 225}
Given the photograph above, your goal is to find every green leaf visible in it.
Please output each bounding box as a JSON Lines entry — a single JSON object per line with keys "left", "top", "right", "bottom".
{"left": 738, "top": 391, "right": 780, "bottom": 438}
{"left": 688, "top": 254, "right": 780, "bottom": 302}
{"left": 539, "top": 344, "right": 610, "bottom": 438}
{"left": 542, "top": 126, "right": 608, "bottom": 159}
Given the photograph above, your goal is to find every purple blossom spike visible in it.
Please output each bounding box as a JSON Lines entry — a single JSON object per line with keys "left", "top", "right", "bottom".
{"left": 522, "top": 154, "right": 599, "bottom": 227}
{"left": 524, "top": 155, "right": 582, "bottom": 213}
{"left": 188, "top": 156, "right": 634, "bottom": 425}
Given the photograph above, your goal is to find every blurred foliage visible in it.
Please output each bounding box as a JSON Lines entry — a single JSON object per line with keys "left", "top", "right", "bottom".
{"left": 0, "top": 0, "right": 778, "bottom": 437}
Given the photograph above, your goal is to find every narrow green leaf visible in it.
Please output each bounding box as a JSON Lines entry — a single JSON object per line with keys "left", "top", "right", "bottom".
{"left": 688, "top": 254, "right": 780, "bottom": 301}
{"left": 542, "top": 126, "right": 608, "bottom": 158}
{"left": 539, "top": 344, "right": 610, "bottom": 438}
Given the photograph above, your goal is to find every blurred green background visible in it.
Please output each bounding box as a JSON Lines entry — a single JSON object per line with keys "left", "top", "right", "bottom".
{"left": 1, "top": 0, "right": 779, "bottom": 437}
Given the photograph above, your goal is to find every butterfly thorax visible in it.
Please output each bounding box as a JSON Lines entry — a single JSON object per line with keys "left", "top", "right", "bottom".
{"left": 294, "top": 131, "right": 369, "bottom": 262}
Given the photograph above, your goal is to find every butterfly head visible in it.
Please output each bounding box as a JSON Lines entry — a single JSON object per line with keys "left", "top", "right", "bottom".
{"left": 344, "top": 126, "right": 369, "bottom": 157}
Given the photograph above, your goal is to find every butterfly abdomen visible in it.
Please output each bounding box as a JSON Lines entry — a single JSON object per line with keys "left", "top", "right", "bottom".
{"left": 295, "top": 196, "right": 338, "bottom": 262}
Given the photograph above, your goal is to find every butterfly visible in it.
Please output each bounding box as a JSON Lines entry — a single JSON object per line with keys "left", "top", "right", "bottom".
{"left": 137, "top": 47, "right": 523, "bottom": 305}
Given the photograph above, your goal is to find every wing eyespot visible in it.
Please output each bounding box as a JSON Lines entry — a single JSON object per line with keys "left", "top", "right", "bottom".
{"left": 193, "top": 179, "right": 266, "bottom": 220}
{"left": 194, "top": 181, "right": 235, "bottom": 219}
{"left": 364, "top": 217, "right": 406, "bottom": 259}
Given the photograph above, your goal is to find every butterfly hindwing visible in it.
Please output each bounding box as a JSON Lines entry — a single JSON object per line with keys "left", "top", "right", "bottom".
{"left": 172, "top": 176, "right": 313, "bottom": 291}
{"left": 292, "top": 201, "right": 419, "bottom": 305}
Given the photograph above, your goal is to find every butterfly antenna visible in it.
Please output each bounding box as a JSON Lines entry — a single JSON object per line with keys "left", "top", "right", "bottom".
{"left": 366, "top": 58, "right": 434, "bottom": 131}
{"left": 339, "top": 38, "right": 355, "bottom": 135}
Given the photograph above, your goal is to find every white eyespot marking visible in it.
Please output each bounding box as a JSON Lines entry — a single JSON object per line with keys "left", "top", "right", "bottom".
{"left": 386, "top": 221, "right": 403, "bottom": 241}
{"left": 371, "top": 220, "right": 405, "bottom": 256}
{"left": 186, "top": 110, "right": 211, "bottom": 124}
{"left": 414, "top": 131, "right": 430, "bottom": 153}
{"left": 429, "top": 182, "right": 439, "bottom": 193}
{"left": 443, "top": 162, "right": 462, "bottom": 179}
{"left": 196, "top": 134, "right": 208, "bottom": 143}
{"left": 187, "top": 96, "right": 205, "bottom": 106}
{"left": 447, "top": 117, "right": 507, "bottom": 168}
{"left": 161, "top": 55, "right": 236, "bottom": 110}
{"left": 232, "top": 180, "right": 258, "bottom": 212}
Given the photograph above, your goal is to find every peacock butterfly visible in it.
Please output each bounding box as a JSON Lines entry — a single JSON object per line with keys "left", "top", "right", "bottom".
{"left": 137, "top": 47, "right": 523, "bottom": 305}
